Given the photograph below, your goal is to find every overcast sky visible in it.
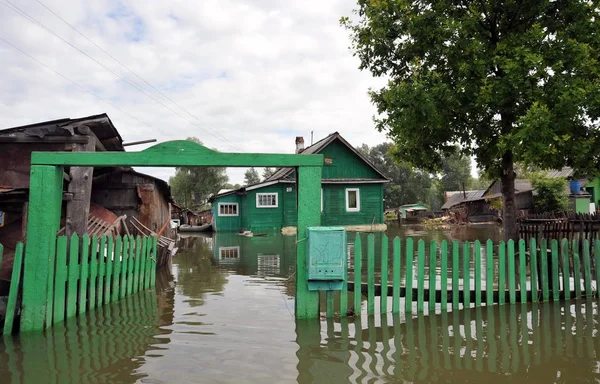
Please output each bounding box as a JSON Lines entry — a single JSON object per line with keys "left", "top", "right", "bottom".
{"left": 0, "top": 0, "right": 400, "bottom": 184}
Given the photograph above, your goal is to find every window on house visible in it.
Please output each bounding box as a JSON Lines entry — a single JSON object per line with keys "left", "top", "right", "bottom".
{"left": 346, "top": 188, "right": 360, "bottom": 212}
{"left": 218, "top": 203, "right": 238, "bottom": 216}
{"left": 256, "top": 193, "right": 278, "bottom": 208}
{"left": 219, "top": 246, "right": 240, "bottom": 260}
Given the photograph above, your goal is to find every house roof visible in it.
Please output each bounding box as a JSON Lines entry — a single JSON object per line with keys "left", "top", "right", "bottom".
{"left": 441, "top": 190, "right": 487, "bottom": 210}
{"left": 265, "top": 132, "right": 390, "bottom": 182}
{"left": 0, "top": 113, "right": 124, "bottom": 151}
{"left": 92, "top": 167, "right": 172, "bottom": 203}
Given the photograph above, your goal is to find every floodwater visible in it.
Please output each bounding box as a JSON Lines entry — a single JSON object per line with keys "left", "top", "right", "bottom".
{"left": 2, "top": 225, "right": 600, "bottom": 383}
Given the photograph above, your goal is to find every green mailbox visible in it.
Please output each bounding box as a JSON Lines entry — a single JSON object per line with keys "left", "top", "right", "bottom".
{"left": 306, "top": 226, "right": 347, "bottom": 291}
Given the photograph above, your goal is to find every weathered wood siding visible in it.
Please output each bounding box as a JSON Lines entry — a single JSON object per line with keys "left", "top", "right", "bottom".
{"left": 213, "top": 194, "right": 241, "bottom": 231}
{"left": 321, "top": 184, "right": 383, "bottom": 226}
{"left": 320, "top": 140, "right": 381, "bottom": 179}
{"left": 240, "top": 184, "right": 285, "bottom": 230}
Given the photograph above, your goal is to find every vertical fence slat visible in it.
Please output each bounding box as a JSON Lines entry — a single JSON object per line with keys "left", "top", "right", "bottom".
{"left": 530, "top": 238, "right": 539, "bottom": 302}
{"left": 120, "top": 236, "right": 129, "bottom": 298}
{"left": 474, "top": 240, "right": 481, "bottom": 307}
{"left": 380, "top": 235, "right": 388, "bottom": 314}
{"left": 583, "top": 239, "right": 592, "bottom": 297}
{"left": 367, "top": 234, "right": 375, "bottom": 315}
{"left": 519, "top": 239, "right": 527, "bottom": 303}
{"left": 139, "top": 237, "right": 148, "bottom": 293}
{"left": 78, "top": 235, "right": 90, "bottom": 315}
{"left": 486, "top": 240, "right": 493, "bottom": 306}
{"left": 4, "top": 243, "right": 24, "bottom": 334}
{"left": 340, "top": 236, "right": 348, "bottom": 316}
{"left": 405, "top": 238, "right": 414, "bottom": 313}
{"left": 89, "top": 235, "right": 98, "bottom": 310}
{"left": 105, "top": 236, "right": 113, "bottom": 304}
{"left": 572, "top": 240, "right": 582, "bottom": 298}
{"left": 112, "top": 236, "right": 122, "bottom": 302}
{"left": 561, "top": 239, "right": 571, "bottom": 300}
{"left": 97, "top": 235, "right": 106, "bottom": 307}
{"left": 441, "top": 240, "right": 448, "bottom": 311}
{"left": 508, "top": 240, "right": 516, "bottom": 304}
{"left": 417, "top": 240, "right": 425, "bottom": 312}
{"left": 540, "top": 238, "right": 550, "bottom": 301}
{"left": 392, "top": 237, "right": 400, "bottom": 313}
{"left": 127, "top": 235, "right": 135, "bottom": 295}
{"left": 452, "top": 241, "right": 459, "bottom": 309}
{"left": 499, "top": 241, "right": 506, "bottom": 305}
{"left": 66, "top": 234, "right": 80, "bottom": 318}
{"left": 53, "top": 236, "right": 68, "bottom": 324}
{"left": 354, "top": 234, "right": 362, "bottom": 315}
{"left": 133, "top": 236, "right": 142, "bottom": 293}
{"left": 145, "top": 236, "right": 153, "bottom": 290}
{"left": 45, "top": 231, "right": 57, "bottom": 329}
{"left": 463, "top": 242, "right": 471, "bottom": 308}
{"left": 551, "top": 240, "right": 560, "bottom": 301}
{"left": 150, "top": 236, "right": 158, "bottom": 287}
{"left": 429, "top": 240, "right": 437, "bottom": 311}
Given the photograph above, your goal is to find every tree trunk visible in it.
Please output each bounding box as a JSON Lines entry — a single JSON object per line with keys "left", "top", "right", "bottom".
{"left": 501, "top": 150, "right": 518, "bottom": 241}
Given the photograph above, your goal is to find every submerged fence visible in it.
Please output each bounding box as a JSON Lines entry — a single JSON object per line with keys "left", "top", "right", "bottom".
{"left": 0, "top": 234, "right": 157, "bottom": 335}
{"left": 323, "top": 234, "right": 600, "bottom": 317}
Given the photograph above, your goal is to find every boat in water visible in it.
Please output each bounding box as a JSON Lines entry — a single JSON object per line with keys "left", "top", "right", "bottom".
{"left": 178, "top": 223, "right": 213, "bottom": 233}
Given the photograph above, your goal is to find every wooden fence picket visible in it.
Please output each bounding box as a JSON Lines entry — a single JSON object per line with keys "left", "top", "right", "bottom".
{"left": 78, "top": 234, "right": 90, "bottom": 315}
{"left": 463, "top": 242, "right": 470, "bottom": 308}
{"left": 53, "top": 236, "right": 68, "bottom": 324}
{"left": 67, "top": 234, "right": 79, "bottom": 317}
{"left": 3, "top": 243, "right": 23, "bottom": 335}
{"left": 367, "top": 234, "right": 375, "bottom": 315}
{"left": 417, "top": 240, "right": 425, "bottom": 312}
{"left": 380, "top": 235, "right": 389, "bottom": 314}
{"left": 405, "top": 238, "right": 414, "bottom": 313}
{"left": 354, "top": 234, "right": 362, "bottom": 315}
{"left": 112, "top": 236, "right": 122, "bottom": 302}
{"left": 392, "top": 237, "right": 401, "bottom": 313}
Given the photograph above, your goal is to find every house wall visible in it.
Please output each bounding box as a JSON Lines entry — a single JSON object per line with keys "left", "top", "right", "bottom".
{"left": 240, "top": 184, "right": 286, "bottom": 230}
{"left": 585, "top": 177, "right": 600, "bottom": 208}
{"left": 320, "top": 140, "right": 381, "bottom": 179}
{"left": 321, "top": 183, "right": 383, "bottom": 226}
{"left": 213, "top": 194, "right": 241, "bottom": 231}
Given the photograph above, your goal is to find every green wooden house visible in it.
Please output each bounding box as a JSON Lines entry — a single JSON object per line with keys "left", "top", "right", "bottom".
{"left": 210, "top": 132, "right": 390, "bottom": 233}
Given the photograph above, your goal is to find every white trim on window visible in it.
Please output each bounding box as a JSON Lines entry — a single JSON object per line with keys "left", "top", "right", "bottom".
{"left": 218, "top": 202, "right": 239, "bottom": 216}
{"left": 345, "top": 188, "right": 360, "bottom": 212}
{"left": 256, "top": 192, "right": 278, "bottom": 208}
{"left": 219, "top": 246, "right": 240, "bottom": 261}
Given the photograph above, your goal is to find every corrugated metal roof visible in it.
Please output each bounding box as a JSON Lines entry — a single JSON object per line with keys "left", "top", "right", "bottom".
{"left": 441, "top": 190, "right": 487, "bottom": 210}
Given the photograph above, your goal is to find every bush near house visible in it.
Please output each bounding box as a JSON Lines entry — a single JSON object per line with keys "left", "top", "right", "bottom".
{"left": 529, "top": 173, "right": 569, "bottom": 213}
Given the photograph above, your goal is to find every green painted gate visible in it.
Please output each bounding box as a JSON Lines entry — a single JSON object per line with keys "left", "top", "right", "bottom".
{"left": 19, "top": 140, "right": 324, "bottom": 333}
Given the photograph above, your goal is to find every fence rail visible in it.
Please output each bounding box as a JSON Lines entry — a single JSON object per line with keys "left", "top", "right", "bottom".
{"left": 518, "top": 212, "right": 600, "bottom": 244}
{"left": 324, "top": 234, "right": 600, "bottom": 317}
{"left": 0, "top": 234, "right": 157, "bottom": 335}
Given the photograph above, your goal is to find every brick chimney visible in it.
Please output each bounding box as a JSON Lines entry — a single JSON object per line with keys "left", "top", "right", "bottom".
{"left": 295, "top": 136, "right": 304, "bottom": 153}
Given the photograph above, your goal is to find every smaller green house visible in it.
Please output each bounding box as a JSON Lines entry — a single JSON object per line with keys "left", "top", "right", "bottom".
{"left": 210, "top": 132, "right": 390, "bottom": 233}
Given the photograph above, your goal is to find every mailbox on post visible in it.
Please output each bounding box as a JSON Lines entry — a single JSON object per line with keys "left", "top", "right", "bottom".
{"left": 306, "top": 226, "right": 347, "bottom": 291}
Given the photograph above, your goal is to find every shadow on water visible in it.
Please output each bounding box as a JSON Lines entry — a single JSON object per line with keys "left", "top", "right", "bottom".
{"left": 0, "top": 268, "right": 175, "bottom": 384}
{"left": 297, "top": 301, "right": 600, "bottom": 383}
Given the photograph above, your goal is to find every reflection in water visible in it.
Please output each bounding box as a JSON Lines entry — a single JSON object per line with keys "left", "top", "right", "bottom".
{"left": 297, "top": 301, "right": 600, "bottom": 383}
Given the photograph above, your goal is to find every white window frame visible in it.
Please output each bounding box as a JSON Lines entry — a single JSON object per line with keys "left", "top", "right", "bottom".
{"left": 256, "top": 192, "right": 278, "bottom": 208}
{"left": 219, "top": 246, "right": 240, "bottom": 260}
{"left": 218, "top": 202, "right": 239, "bottom": 216}
{"left": 345, "top": 188, "right": 360, "bottom": 212}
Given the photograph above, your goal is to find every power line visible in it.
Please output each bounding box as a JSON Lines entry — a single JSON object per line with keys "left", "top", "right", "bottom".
{"left": 1, "top": 0, "right": 244, "bottom": 151}
{"left": 32, "top": 0, "right": 242, "bottom": 151}
{"left": 0, "top": 35, "right": 158, "bottom": 132}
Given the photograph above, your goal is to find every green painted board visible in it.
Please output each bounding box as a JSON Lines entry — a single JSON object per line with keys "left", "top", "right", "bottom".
{"left": 150, "top": 236, "right": 158, "bottom": 288}
{"left": 120, "top": 236, "right": 129, "bottom": 299}
{"left": 595, "top": 241, "right": 600, "bottom": 298}
{"left": 417, "top": 240, "right": 425, "bottom": 312}
{"left": 45, "top": 230, "right": 57, "bottom": 329}
{"left": 530, "top": 238, "right": 538, "bottom": 302}
{"left": 112, "top": 236, "right": 122, "bottom": 302}
{"left": 572, "top": 240, "right": 582, "bottom": 298}
{"left": 354, "top": 234, "right": 362, "bottom": 315}
{"left": 441, "top": 240, "right": 448, "bottom": 311}
{"left": 367, "top": 234, "right": 375, "bottom": 315}
{"left": 53, "top": 236, "right": 68, "bottom": 324}
{"left": 392, "top": 237, "right": 401, "bottom": 313}
{"left": 139, "top": 237, "right": 147, "bottom": 293}
{"left": 551, "top": 240, "right": 560, "bottom": 301}
{"left": 66, "top": 234, "right": 80, "bottom": 318}
{"left": 340, "top": 233, "right": 349, "bottom": 316}
{"left": 105, "top": 236, "right": 113, "bottom": 304}
{"left": 474, "top": 240, "right": 481, "bottom": 307}
{"left": 89, "top": 235, "right": 98, "bottom": 310}
{"left": 145, "top": 237, "right": 152, "bottom": 290}
{"left": 4, "top": 243, "right": 24, "bottom": 335}
{"left": 583, "top": 240, "right": 592, "bottom": 298}
{"left": 326, "top": 291, "right": 334, "bottom": 318}
{"left": 380, "top": 235, "right": 389, "bottom": 314}
{"left": 429, "top": 240, "right": 437, "bottom": 311}
{"left": 405, "top": 238, "right": 414, "bottom": 313}
{"left": 134, "top": 236, "right": 142, "bottom": 293}
{"left": 486, "top": 240, "right": 493, "bottom": 306}
{"left": 452, "top": 241, "right": 459, "bottom": 309}
{"left": 540, "top": 238, "right": 549, "bottom": 301}
{"left": 463, "top": 242, "right": 471, "bottom": 308}
{"left": 519, "top": 239, "right": 527, "bottom": 303}
{"left": 499, "top": 241, "right": 506, "bottom": 305}
{"left": 98, "top": 235, "right": 106, "bottom": 307}
{"left": 561, "top": 239, "right": 570, "bottom": 300}
{"left": 78, "top": 235, "right": 90, "bottom": 315}
{"left": 508, "top": 240, "right": 516, "bottom": 304}
{"left": 127, "top": 235, "right": 135, "bottom": 295}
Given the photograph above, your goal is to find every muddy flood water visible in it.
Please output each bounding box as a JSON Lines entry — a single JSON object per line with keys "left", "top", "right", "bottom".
{"left": 2, "top": 224, "right": 600, "bottom": 383}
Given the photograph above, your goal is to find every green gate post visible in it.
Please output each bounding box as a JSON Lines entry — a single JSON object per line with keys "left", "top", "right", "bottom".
{"left": 295, "top": 166, "right": 322, "bottom": 319}
{"left": 21, "top": 165, "right": 64, "bottom": 332}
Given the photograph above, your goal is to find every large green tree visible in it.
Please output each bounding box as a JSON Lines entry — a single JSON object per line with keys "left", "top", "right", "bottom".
{"left": 244, "top": 168, "right": 261, "bottom": 185}
{"left": 169, "top": 137, "right": 229, "bottom": 209}
{"left": 343, "top": 1, "right": 600, "bottom": 240}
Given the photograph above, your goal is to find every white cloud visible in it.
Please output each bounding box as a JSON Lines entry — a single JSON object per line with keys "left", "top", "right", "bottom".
{"left": 0, "top": 0, "right": 390, "bottom": 184}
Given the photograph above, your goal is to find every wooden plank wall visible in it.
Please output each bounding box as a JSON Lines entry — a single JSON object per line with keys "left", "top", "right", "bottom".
{"left": 0, "top": 234, "right": 157, "bottom": 335}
